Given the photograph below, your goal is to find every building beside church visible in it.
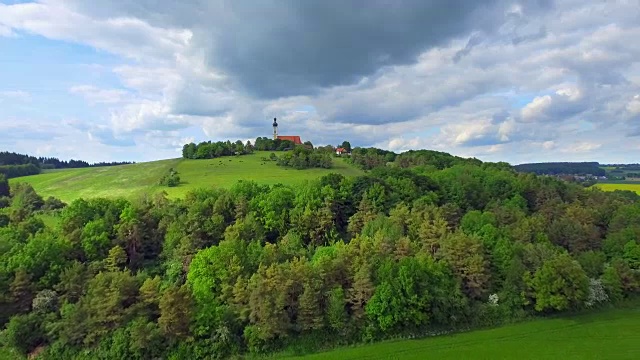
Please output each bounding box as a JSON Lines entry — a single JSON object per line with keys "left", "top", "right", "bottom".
{"left": 272, "top": 118, "right": 303, "bottom": 145}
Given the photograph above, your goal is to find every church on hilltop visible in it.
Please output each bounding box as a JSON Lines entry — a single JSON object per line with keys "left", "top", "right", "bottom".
{"left": 272, "top": 117, "right": 303, "bottom": 145}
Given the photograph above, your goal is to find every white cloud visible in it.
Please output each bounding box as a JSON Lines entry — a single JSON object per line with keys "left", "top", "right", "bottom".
{"left": 561, "top": 141, "right": 602, "bottom": 154}
{"left": 69, "top": 85, "right": 130, "bottom": 105}
{"left": 542, "top": 141, "right": 556, "bottom": 150}
{"left": 0, "top": 2, "right": 192, "bottom": 62}
{"left": 522, "top": 95, "right": 553, "bottom": 122}
{"left": 0, "top": 23, "right": 13, "bottom": 37}
{"left": 627, "top": 94, "right": 640, "bottom": 116}
{"left": 109, "top": 100, "right": 189, "bottom": 134}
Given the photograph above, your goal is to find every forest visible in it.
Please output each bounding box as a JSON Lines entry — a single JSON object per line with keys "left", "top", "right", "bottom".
{"left": 275, "top": 147, "right": 333, "bottom": 169}
{"left": 182, "top": 140, "right": 255, "bottom": 160}
{"left": 514, "top": 162, "right": 606, "bottom": 176}
{"left": 1, "top": 148, "right": 639, "bottom": 359}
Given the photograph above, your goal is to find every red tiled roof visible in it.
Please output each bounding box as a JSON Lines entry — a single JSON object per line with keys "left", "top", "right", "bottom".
{"left": 336, "top": 147, "right": 345, "bottom": 152}
{"left": 277, "top": 135, "right": 303, "bottom": 145}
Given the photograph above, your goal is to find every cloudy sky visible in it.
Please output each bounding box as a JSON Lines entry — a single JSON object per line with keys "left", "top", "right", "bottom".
{"left": 1, "top": 0, "right": 639, "bottom": 164}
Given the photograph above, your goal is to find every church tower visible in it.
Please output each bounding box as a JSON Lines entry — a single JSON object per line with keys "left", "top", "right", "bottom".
{"left": 272, "top": 117, "right": 278, "bottom": 140}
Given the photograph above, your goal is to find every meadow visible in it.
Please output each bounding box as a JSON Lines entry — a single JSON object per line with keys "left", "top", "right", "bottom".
{"left": 7, "top": 152, "right": 362, "bottom": 203}
{"left": 286, "top": 306, "right": 640, "bottom": 360}
{"left": 595, "top": 182, "right": 640, "bottom": 194}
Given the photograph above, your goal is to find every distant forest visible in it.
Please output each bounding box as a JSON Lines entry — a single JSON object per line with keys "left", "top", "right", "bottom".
{"left": 514, "top": 162, "right": 606, "bottom": 176}
{"left": 0, "top": 151, "right": 134, "bottom": 178}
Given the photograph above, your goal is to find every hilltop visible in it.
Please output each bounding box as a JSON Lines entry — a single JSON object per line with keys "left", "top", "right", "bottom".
{"left": 7, "top": 152, "right": 363, "bottom": 203}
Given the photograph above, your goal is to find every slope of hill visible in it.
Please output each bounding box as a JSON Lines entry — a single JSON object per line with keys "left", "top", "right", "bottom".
{"left": 287, "top": 306, "right": 640, "bottom": 360}
{"left": 7, "top": 152, "right": 363, "bottom": 202}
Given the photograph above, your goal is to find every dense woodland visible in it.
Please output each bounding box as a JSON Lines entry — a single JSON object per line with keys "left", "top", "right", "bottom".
{"left": 275, "top": 147, "right": 333, "bottom": 169}
{"left": 1, "top": 148, "right": 640, "bottom": 359}
{"left": 514, "top": 162, "right": 606, "bottom": 176}
{"left": 182, "top": 141, "right": 255, "bottom": 160}
{"left": 0, "top": 152, "right": 133, "bottom": 179}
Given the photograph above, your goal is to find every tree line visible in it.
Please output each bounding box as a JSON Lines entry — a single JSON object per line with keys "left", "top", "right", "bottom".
{"left": 1, "top": 149, "right": 639, "bottom": 359}
{"left": 275, "top": 146, "right": 333, "bottom": 169}
{"left": 514, "top": 162, "right": 606, "bottom": 176}
{"left": 182, "top": 140, "right": 255, "bottom": 159}
{"left": 348, "top": 148, "right": 486, "bottom": 171}
{"left": 0, "top": 152, "right": 134, "bottom": 179}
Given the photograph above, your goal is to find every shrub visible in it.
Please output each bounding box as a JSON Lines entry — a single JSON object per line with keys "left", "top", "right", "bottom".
{"left": 43, "top": 196, "right": 66, "bottom": 210}
{"left": 159, "top": 168, "right": 181, "bottom": 187}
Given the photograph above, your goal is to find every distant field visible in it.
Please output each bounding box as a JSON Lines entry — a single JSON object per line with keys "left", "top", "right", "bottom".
{"left": 288, "top": 306, "right": 640, "bottom": 360}
{"left": 8, "top": 152, "right": 363, "bottom": 202}
{"left": 595, "top": 183, "right": 640, "bottom": 194}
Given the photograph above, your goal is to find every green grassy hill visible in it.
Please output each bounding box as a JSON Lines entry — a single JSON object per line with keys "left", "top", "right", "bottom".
{"left": 285, "top": 306, "right": 640, "bottom": 360}
{"left": 8, "top": 152, "right": 363, "bottom": 203}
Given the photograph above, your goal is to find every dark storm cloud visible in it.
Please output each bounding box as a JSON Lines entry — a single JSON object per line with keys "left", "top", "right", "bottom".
{"left": 64, "top": 0, "right": 555, "bottom": 99}
{"left": 208, "top": 0, "right": 512, "bottom": 98}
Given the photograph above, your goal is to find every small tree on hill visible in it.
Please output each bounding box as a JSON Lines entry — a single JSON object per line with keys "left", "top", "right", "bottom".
{"left": 159, "top": 168, "right": 181, "bottom": 187}
{"left": 0, "top": 173, "right": 9, "bottom": 197}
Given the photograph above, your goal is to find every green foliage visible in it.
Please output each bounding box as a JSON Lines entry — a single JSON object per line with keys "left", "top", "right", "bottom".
{"left": 0, "top": 164, "right": 41, "bottom": 179}
{"left": 326, "top": 286, "right": 347, "bottom": 332}
{"left": 439, "top": 231, "right": 490, "bottom": 300}
{"left": 158, "top": 285, "right": 193, "bottom": 342}
{"left": 349, "top": 147, "right": 396, "bottom": 170}
{"left": 622, "top": 240, "right": 640, "bottom": 269}
{"left": 276, "top": 146, "right": 333, "bottom": 169}
{"left": 42, "top": 196, "right": 66, "bottom": 210}
{"left": 577, "top": 251, "right": 607, "bottom": 278}
{"left": 159, "top": 168, "right": 181, "bottom": 187}
{"left": 514, "top": 162, "right": 605, "bottom": 176}
{"left": 528, "top": 253, "right": 590, "bottom": 312}
{"left": 182, "top": 139, "right": 254, "bottom": 159}
{"left": 0, "top": 174, "right": 9, "bottom": 197}
{"left": 9, "top": 183, "right": 44, "bottom": 221}
{"left": 339, "top": 141, "right": 352, "bottom": 153}
{"left": 2, "top": 312, "right": 45, "bottom": 355}
{"left": 601, "top": 264, "right": 624, "bottom": 302}
{"left": 3, "top": 152, "right": 640, "bottom": 358}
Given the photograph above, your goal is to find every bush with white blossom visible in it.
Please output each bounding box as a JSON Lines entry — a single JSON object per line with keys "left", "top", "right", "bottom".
{"left": 585, "top": 278, "right": 609, "bottom": 307}
{"left": 488, "top": 293, "right": 499, "bottom": 306}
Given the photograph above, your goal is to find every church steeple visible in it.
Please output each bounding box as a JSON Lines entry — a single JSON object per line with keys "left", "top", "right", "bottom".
{"left": 272, "top": 117, "right": 278, "bottom": 140}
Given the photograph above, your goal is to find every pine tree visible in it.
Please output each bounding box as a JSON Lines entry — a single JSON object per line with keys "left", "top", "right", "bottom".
{"left": 106, "top": 245, "right": 127, "bottom": 271}
{"left": 10, "top": 269, "right": 34, "bottom": 313}
{"left": 347, "top": 265, "right": 375, "bottom": 321}
{"left": 298, "top": 280, "right": 323, "bottom": 332}
{"left": 158, "top": 285, "right": 193, "bottom": 341}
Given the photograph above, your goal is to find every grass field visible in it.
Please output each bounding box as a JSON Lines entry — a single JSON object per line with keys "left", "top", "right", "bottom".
{"left": 288, "top": 306, "right": 640, "bottom": 360}
{"left": 0, "top": 347, "right": 23, "bottom": 360}
{"left": 8, "top": 152, "right": 363, "bottom": 203}
{"left": 595, "top": 183, "right": 640, "bottom": 194}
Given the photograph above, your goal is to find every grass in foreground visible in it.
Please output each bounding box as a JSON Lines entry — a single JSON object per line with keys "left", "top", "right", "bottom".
{"left": 0, "top": 347, "right": 24, "bottom": 360}
{"left": 8, "top": 152, "right": 363, "bottom": 203}
{"left": 595, "top": 183, "right": 640, "bottom": 194}
{"left": 286, "top": 306, "right": 640, "bottom": 359}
